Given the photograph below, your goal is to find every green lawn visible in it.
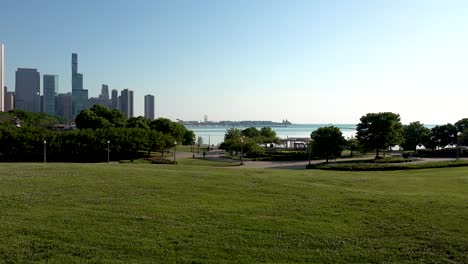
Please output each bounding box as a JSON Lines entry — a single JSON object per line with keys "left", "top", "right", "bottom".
{"left": 0, "top": 162, "right": 467, "bottom": 263}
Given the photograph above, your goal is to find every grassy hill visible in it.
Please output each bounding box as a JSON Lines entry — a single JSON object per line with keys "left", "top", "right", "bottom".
{"left": 0, "top": 161, "right": 467, "bottom": 263}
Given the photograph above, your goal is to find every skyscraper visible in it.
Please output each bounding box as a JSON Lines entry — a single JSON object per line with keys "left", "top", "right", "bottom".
{"left": 144, "top": 94, "right": 155, "bottom": 119}
{"left": 100, "top": 84, "right": 109, "bottom": 101}
{"left": 0, "top": 43, "right": 4, "bottom": 111}
{"left": 129, "top": 90, "right": 134, "bottom": 118}
{"left": 43, "top": 75, "right": 58, "bottom": 115}
{"left": 120, "top": 89, "right": 133, "bottom": 118}
{"left": 4, "top": 86, "right": 14, "bottom": 111}
{"left": 57, "top": 92, "right": 72, "bottom": 121}
{"left": 111, "top": 89, "right": 118, "bottom": 110}
{"left": 15, "top": 68, "right": 40, "bottom": 112}
{"left": 71, "top": 53, "right": 88, "bottom": 117}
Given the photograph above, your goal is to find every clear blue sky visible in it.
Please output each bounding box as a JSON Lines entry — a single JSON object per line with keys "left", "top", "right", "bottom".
{"left": 2, "top": 0, "right": 468, "bottom": 124}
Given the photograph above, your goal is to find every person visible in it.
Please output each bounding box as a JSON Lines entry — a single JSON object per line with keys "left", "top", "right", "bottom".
{"left": 203, "top": 152, "right": 206, "bottom": 158}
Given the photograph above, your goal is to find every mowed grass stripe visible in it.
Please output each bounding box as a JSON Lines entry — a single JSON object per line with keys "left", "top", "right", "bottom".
{"left": 0, "top": 163, "right": 467, "bottom": 263}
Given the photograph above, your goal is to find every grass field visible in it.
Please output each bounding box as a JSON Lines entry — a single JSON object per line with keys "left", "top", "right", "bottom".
{"left": 0, "top": 162, "right": 467, "bottom": 263}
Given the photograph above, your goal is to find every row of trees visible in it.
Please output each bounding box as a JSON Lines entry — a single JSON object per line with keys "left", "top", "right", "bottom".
{"left": 76, "top": 105, "right": 195, "bottom": 145}
{"left": 311, "top": 112, "right": 468, "bottom": 161}
{"left": 0, "top": 105, "right": 196, "bottom": 162}
{"left": 219, "top": 127, "right": 280, "bottom": 156}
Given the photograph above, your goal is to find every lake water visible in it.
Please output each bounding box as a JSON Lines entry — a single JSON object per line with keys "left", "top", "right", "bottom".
{"left": 186, "top": 124, "right": 357, "bottom": 146}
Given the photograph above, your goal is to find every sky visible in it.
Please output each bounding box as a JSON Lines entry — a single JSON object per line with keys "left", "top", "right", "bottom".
{"left": 2, "top": 0, "right": 468, "bottom": 124}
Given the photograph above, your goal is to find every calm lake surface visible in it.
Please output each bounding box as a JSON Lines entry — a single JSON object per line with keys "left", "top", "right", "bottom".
{"left": 187, "top": 124, "right": 357, "bottom": 146}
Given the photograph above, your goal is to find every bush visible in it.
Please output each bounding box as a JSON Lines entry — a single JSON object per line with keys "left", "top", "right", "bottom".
{"left": 417, "top": 148, "right": 468, "bottom": 158}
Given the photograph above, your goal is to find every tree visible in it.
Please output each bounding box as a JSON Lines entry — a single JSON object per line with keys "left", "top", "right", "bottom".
{"left": 182, "top": 130, "right": 195, "bottom": 145}
{"left": 356, "top": 112, "right": 403, "bottom": 158}
{"left": 310, "top": 126, "right": 346, "bottom": 163}
{"left": 259, "top": 127, "right": 280, "bottom": 146}
{"left": 429, "top": 124, "right": 457, "bottom": 149}
{"left": 75, "top": 105, "right": 125, "bottom": 129}
{"left": 401, "top": 121, "right": 430, "bottom": 151}
{"left": 346, "top": 136, "right": 359, "bottom": 157}
{"left": 75, "top": 109, "right": 112, "bottom": 129}
{"left": 127, "top": 116, "right": 150, "bottom": 129}
{"left": 455, "top": 118, "right": 468, "bottom": 132}
{"left": 241, "top": 127, "right": 260, "bottom": 139}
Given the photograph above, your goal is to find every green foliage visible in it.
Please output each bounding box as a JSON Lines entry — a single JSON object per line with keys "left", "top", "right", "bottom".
{"left": 259, "top": 127, "right": 280, "bottom": 144}
{"left": 427, "top": 124, "right": 457, "bottom": 149}
{"left": 356, "top": 112, "right": 403, "bottom": 158}
{"left": 307, "top": 159, "right": 468, "bottom": 171}
{"left": 401, "top": 121, "right": 430, "bottom": 151}
{"left": 241, "top": 127, "right": 260, "bottom": 138}
{"left": 310, "top": 126, "right": 346, "bottom": 162}
{"left": 345, "top": 136, "right": 359, "bottom": 156}
{"left": 182, "top": 130, "right": 195, "bottom": 145}
{"left": 75, "top": 104, "right": 125, "bottom": 129}
{"left": 0, "top": 110, "right": 61, "bottom": 127}
{"left": 127, "top": 116, "right": 150, "bottom": 129}
{"left": 150, "top": 118, "right": 188, "bottom": 143}
{"left": 220, "top": 127, "right": 279, "bottom": 156}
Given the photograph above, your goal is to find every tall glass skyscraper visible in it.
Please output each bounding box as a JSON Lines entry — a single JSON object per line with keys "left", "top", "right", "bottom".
{"left": 15, "top": 68, "right": 41, "bottom": 112}
{"left": 120, "top": 89, "right": 134, "bottom": 118}
{"left": 43, "top": 75, "right": 58, "bottom": 115}
{"left": 111, "top": 89, "right": 118, "bottom": 110}
{"left": 144, "top": 94, "right": 155, "bottom": 119}
{"left": 0, "top": 43, "right": 4, "bottom": 112}
{"left": 71, "top": 53, "right": 88, "bottom": 118}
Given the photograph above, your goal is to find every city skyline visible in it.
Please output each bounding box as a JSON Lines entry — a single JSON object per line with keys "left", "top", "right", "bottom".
{"left": 2, "top": 1, "right": 468, "bottom": 124}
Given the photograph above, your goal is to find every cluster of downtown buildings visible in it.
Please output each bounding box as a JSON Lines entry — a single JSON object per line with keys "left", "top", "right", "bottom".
{"left": 0, "top": 43, "right": 156, "bottom": 121}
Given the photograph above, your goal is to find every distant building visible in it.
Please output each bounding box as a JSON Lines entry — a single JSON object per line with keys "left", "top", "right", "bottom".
{"left": 43, "top": 75, "right": 58, "bottom": 115}
{"left": 144, "top": 94, "right": 155, "bottom": 119}
{"left": 15, "top": 68, "right": 41, "bottom": 112}
{"left": 111, "top": 89, "right": 118, "bottom": 110}
{"left": 4, "top": 86, "right": 14, "bottom": 111}
{"left": 56, "top": 92, "right": 72, "bottom": 121}
{"left": 0, "top": 43, "right": 4, "bottom": 111}
{"left": 100, "top": 84, "right": 109, "bottom": 101}
{"left": 120, "top": 89, "right": 133, "bottom": 118}
{"left": 98, "top": 84, "right": 110, "bottom": 107}
{"left": 88, "top": 97, "right": 100, "bottom": 108}
{"left": 129, "top": 90, "right": 134, "bottom": 118}
{"left": 71, "top": 53, "right": 88, "bottom": 117}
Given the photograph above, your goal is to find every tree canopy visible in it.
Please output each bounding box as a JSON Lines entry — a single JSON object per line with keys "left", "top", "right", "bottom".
{"left": 356, "top": 112, "right": 403, "bottom": 158}
{"left": 310, "top": 126, "right": 346, "bottom": 163}
{"left": 401, "top": 121, "right": 430, "bottom": 151}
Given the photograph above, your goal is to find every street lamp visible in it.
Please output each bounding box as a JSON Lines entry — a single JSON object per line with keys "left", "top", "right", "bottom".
{"left": 457, "top": 132, "right": 462, "bottom": 160}
{"left": 107, "top": 140, "right": 110, "bottom": 163}
{"left": 240, "top": 137, "right": 244, "bottom": 165}
{"left": 43, "top": 140, "right": 47, "bottom": 163}
{"left": 174, "top": 141, "right": 177, "bottom": 163}
{"left": 192, "top": 141, "right": 195, "bottom": 158}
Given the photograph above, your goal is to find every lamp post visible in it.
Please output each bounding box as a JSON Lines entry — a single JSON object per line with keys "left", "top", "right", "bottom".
{"left": 107, "top": 140, "right": 110, "bottom": 163}
{"left": 192, "top": 142, "right": 195, "bottom": 158}
{"left": 457, "top": 132, "right": 462, "bottom": 160}
{"left": 174, "top": 141, "right": 177, "bottom": 163}
{"left": 240, "top": 137, "right": 244, "bottom": 165}
{"left": 43, "top": 140, "right": 47, "bottom": 163}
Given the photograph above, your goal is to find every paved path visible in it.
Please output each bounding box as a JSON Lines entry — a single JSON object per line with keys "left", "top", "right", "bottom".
{"left": 177, "top": 149, "right": 468, "bottom": 170}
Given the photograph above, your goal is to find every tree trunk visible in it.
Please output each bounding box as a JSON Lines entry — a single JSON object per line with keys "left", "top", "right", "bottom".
{"left": 375, "top": 149, "right": 379, "bottom": 158}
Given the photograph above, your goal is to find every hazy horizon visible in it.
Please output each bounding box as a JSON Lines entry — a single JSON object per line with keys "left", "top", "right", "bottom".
{"left": 2, "top": 0, "right": 468, "bottom": 124}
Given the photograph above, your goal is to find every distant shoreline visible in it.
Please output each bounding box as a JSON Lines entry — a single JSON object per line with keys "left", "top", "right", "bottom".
{"left": 179, "top": 120, "right": 292, "bottom": 127}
